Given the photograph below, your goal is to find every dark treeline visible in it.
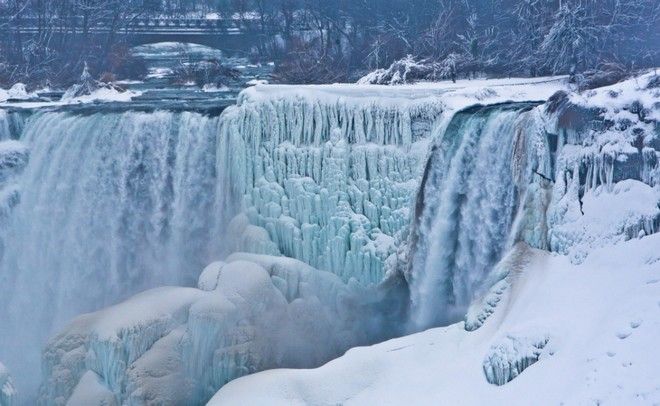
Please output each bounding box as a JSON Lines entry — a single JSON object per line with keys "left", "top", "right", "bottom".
{"left": 1, "top": 0, "right": 658, "bottom": 87}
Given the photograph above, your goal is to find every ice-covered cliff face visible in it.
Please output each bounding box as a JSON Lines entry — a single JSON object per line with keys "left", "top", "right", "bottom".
{"left": 217, "top": 88, "right": 445, "bottom": 284}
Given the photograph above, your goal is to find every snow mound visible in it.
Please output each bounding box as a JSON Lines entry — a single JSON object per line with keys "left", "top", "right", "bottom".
{"left": 40, "top": 255, "right": 382, "bottom": 405}
{"left": 7, "top": 84, "right": 29, "bottom": 100}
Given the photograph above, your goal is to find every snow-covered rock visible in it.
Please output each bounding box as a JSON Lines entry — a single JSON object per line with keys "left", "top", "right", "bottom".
{"left": 7, "top": 84, "right": 29, "bottom": 101}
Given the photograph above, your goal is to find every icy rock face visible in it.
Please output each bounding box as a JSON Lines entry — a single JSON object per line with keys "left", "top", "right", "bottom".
{"left": 40, "top": 255, "right": 378, "bottom": 405}
{"left": 545, "top": 75, "right": 660, "bottom": 263}
{"left": 483, "top": 334, "right": 550, "bottom": 386}
{"left": 218, "top": 89, "right": 444, "bottom": 285}
{"left": 0, "top": 363, "right": 16, "bottom": 406}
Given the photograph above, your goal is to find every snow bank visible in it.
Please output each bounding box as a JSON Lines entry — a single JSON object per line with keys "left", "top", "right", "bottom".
{"left": 211, "top": 234, "right": 660, "bottom": 405}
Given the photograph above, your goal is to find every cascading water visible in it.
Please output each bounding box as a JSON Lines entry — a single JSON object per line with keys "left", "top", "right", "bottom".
{"left": 409, "top": 103, "right": 539, "bottom": 330}
{"left": 0, "top": 109, "right": 237, "bottom": 396}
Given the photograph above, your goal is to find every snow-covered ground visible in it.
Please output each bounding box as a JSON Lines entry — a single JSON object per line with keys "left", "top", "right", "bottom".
{"left": 210, "top": 234, "right": 660, "bottom": 405}
{"left": 0, "top": 84, "right": 140, "bottom": 107}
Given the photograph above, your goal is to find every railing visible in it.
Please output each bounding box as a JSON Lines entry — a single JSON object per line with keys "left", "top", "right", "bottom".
{"left": 0, "top": 16, "right": 270, "bottom": 35}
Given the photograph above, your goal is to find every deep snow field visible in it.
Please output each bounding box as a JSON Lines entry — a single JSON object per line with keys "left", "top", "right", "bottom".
{"left": 0, "top": 71, "right": 659, "bottom": 405}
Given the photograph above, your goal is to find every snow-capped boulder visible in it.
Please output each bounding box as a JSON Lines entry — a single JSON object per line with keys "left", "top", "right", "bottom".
{"left": 62, "top": 63, "right": 128, "bottom": 102}
{"left": 7, "top": 84, "right": 29, "bottom": 101}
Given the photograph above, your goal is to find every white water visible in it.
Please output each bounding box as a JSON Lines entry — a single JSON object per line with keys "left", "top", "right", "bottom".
{"left": 0, "top": 110, "right": 237, "bottom": 396}
{"left": 409, "top": 104, "right": 536, "bottom": 330}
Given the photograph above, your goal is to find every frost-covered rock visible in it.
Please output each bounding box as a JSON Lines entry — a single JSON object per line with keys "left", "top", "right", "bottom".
{"left": 62, "top": 63, "right": 127, "bottom": 102}
{"left": 358, "top": 55, "right": 440, "bottom": 85}
{"left": 482, "top": 334, "right": 550, "bottom": 386}
{"left": 545, "top": 72, "right": 660, "bottom": 262}
{"left": 0, "top": 363, "right": 16, "bottom": 406}
{"left": 39, "top": 287, "right": 205, "bottom": 405}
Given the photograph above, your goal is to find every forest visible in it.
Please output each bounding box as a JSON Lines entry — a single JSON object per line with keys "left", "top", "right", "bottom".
{"left": 0, "top": 0, "right": 658, "bottom": 87}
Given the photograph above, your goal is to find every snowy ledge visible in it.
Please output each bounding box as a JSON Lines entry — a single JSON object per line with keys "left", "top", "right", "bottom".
{"left": 238, "top": 76, "right": 569, "bottom": 110}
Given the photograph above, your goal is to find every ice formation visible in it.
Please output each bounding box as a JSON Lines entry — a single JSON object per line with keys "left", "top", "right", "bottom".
{"left": 217, "top": 86, "right": 446, "bottom": 285}
{"left": 39, "top": 255, "right": 386, "bottom": 405}
{"left": 482, "top": 334, "right": 550, "bottom": 386}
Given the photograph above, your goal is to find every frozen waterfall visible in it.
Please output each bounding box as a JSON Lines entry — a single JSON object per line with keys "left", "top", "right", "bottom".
{"left": 0, "top": 110, "right": 237, "bottom": 395}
